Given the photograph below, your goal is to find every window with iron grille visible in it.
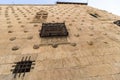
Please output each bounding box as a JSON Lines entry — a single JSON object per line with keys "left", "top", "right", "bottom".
{"left": 11, "top": 56, "right": 35, "bottom": 78}
{"left": 40, "top": 23, "right": 69, "bottom": 37}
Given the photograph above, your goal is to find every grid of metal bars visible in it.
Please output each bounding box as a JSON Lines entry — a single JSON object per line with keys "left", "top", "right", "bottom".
{"left": 12, "top": 56, "right": 35, "bottom": 78}
{"left": 40, "top": 23, "right": 69, "bottom": 37}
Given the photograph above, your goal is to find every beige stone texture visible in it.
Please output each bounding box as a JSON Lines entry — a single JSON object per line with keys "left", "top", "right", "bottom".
{"left": 0, "top": 3, "right": 120, "bottom": 80}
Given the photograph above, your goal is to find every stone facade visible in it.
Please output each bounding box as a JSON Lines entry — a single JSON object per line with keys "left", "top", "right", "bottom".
{"left": 0, "top": 3, "right": 120, "bottom": 80}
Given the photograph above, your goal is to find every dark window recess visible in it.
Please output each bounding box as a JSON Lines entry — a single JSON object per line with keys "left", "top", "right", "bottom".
{"left": 11, "top": 56, "right": 35, "bottom": 78}
{"left": 89, "top": 13, "right": 100, "bottom": 18}
{"left": 35, "top": 10, "right": 48, "bottom": 20}
{"left": 40, "top": 23, "right": 69, "bottom": 37}
{"left": 113, "top": 20, "right": 120, "bottom": 26}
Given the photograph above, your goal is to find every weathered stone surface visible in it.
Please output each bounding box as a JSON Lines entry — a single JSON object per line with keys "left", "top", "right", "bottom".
{"left": 33, "top": 44, "right": 40, "bottom": 49}
{"left": 0, "top": 3, "right": 120, "bottom": 80}
{"left": 12, "top": 46, "right": 19, "bottom": 51}
{"left": 52, "top": 43, "right": 58, "bottom": 48}
{"left": 9, "top": 37, "right": 16, "bottom": 41}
